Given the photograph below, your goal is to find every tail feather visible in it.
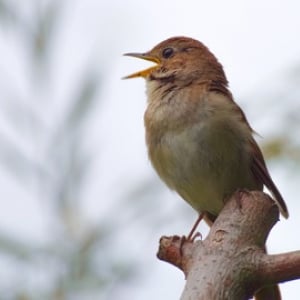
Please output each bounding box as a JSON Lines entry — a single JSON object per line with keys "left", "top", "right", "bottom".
{"left": 250, "top": 139, "right": 289, "bottom": 218}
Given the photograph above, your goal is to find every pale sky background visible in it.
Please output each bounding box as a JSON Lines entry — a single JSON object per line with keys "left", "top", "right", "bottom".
{"left": 0, "top": 0, "right": 300, "bottom": 299}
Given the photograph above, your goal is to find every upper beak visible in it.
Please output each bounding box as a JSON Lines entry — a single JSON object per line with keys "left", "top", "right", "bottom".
{"left": 123, "top": 52, "right": 160, "bottom": 79}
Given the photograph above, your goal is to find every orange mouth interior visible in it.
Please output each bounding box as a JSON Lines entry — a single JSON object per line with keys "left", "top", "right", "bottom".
{"left": 123, "top": 53, "right": 160, "bottom": 79}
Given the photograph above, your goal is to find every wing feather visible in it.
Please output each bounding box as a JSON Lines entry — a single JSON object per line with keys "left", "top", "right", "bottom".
{"left": 250, "top": 140, "right": 289, "bottom": 218}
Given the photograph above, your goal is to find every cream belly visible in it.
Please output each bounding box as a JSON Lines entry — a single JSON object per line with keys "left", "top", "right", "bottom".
{"left": 148, "top": 119, "right": 259, "bottom": 216}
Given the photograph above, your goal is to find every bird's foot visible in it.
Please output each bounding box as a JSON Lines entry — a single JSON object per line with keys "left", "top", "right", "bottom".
{"left": 179, "top": 232, "right": 202, "bottom": 256}
{"left": 179, "top": 214, "right": 204, "bottom": 255}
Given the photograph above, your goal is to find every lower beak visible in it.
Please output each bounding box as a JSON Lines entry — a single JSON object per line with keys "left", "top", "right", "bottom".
{"left": 123, "top": 53, "right": 160, "bottom": 79}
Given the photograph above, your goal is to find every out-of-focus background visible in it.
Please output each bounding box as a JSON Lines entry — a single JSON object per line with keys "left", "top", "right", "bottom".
{"left": 0, "top": 0, "right": 299, "bottom": 299}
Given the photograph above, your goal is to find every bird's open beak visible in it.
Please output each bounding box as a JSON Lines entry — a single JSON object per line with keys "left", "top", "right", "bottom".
{"left": 123, "top": 53, "right": 160, "bottom": 79}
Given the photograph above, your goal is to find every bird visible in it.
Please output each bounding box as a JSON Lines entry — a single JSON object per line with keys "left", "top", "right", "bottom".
{"left": 124, "top": 36, "right": 288, "bottom": 299}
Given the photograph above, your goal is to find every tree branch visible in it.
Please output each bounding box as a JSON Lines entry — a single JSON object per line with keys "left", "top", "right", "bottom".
{"left": 157, "top": 191, "right": 300, "bottom": 299}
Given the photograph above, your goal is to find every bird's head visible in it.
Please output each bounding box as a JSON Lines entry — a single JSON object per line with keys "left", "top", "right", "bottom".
{"left": 124, "top": 36, "right": 227, "bottom": 85}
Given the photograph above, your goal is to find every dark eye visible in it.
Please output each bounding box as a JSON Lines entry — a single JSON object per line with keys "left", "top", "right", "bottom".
{"left": 162, "top": 47, "right": 174, "bottom": 59}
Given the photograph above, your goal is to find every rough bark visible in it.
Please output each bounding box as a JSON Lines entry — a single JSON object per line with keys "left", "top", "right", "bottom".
{"left": 157, "top": 191, "right": 300, "bottom": 300}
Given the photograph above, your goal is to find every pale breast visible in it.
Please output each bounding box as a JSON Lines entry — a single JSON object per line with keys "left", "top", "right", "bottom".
{"left": 145, "top": 90, "right": 259, "bottom": 215}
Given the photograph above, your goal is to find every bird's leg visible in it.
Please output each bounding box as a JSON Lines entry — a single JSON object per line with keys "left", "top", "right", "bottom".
{"left": 179, "top": 213, "right": 204, "bottom": 256}
{"left": 186, "top": 213, "right": 204, "bottom": 241}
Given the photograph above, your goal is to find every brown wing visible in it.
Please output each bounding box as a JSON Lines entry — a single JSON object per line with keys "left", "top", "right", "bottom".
{"left": 250, "top": 139, "right": 289, "bottom": 218}
{"left": 208, "top": 80, "right": 289, "bottom": 218}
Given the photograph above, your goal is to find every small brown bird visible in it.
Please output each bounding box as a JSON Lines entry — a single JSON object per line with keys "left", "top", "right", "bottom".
{"left": 124, "top": 37, "right": 288, "bottom": 299}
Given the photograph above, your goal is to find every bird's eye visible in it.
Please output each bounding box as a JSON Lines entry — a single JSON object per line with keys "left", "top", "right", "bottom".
{"left": 162, "top": 47, "right": 174, "bottom": 59}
